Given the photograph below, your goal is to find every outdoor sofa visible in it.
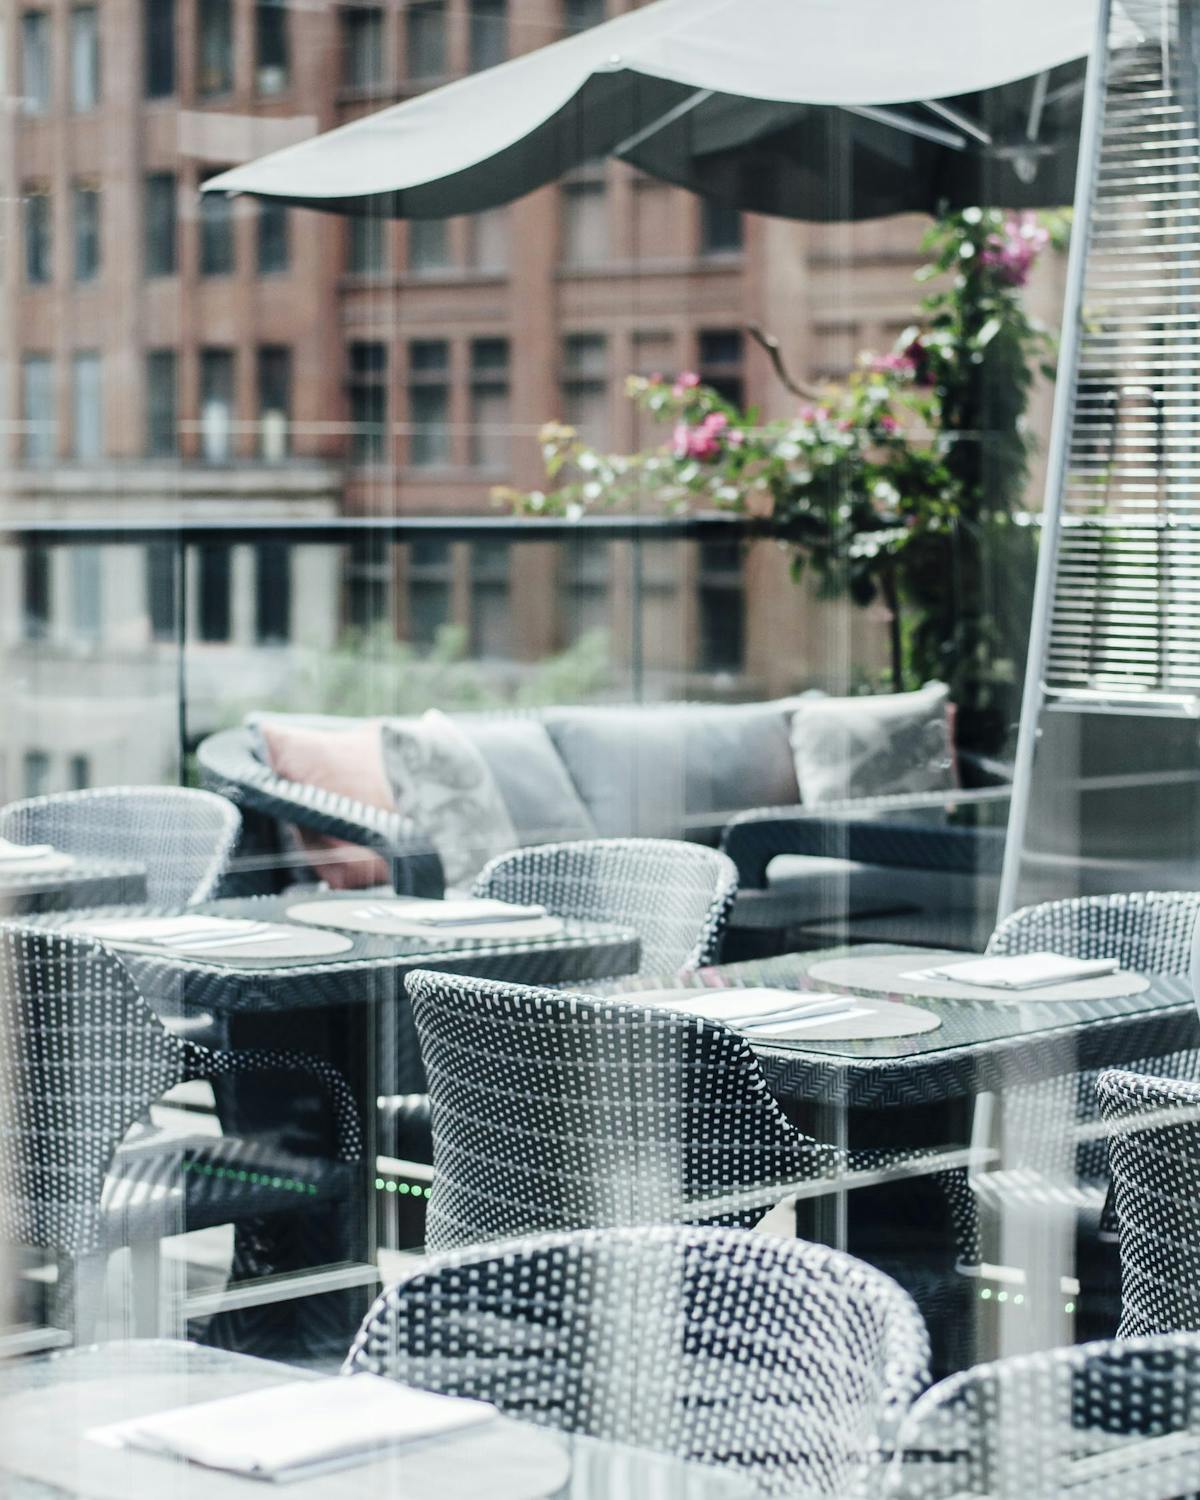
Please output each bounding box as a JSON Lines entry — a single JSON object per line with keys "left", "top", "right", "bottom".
{"left": 197, "top": 683, "right": 1011, "bottom": 958}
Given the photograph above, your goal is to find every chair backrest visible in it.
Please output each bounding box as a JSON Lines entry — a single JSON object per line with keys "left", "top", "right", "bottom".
{"left": 1098, "top": 1067, "right": 1200, "bottom": 1337}
{"left": 0, "top": 786, "right": 241, "bottom": 906}
{"left": 887, "top": 1332, "right": 1200, "bottom": 1499}
{"left": 473, "top": 837, "right": 738, "bottom": 975}
{"left": 0, "top": 925, "right": 183, "bottom": 1255}
{"left": 988, "top": 891, "right": 1200, "bottom": 974}
{"left": 346, "top": 1224, "right": 929, "bottom": 1497}
{"left": 408, "top": 968, "right": 833, "bottom": 1252}
{"left": 984, "top": 892, "right": 1200, "bottom": 1187}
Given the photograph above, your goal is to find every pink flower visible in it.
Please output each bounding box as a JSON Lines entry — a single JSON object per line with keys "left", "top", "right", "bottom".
{"left": 798, "top": 404, "right": 816, "bottom": 422}
{"left": 727, "top": 428, "right": 745, "bottom": 448}
{"left": 879, "top": 414, "right": 899, "bottom": 433}
{"left": 648, "top": 371, "right": 664, "bottom": 385}
{"left": 672, "top": 371, "right": 701, "bottom": 397}
{"left": 673, "top": 410, "right": 728, "bottom": 461}
{"left": 837, "top": 418, "right": 853, "bottom": 432}
{"left": 869, "top": 351, "right": 916, "bottom": 377}
{"left": 980, "top": 210, "right": 1050, "bottom": 287}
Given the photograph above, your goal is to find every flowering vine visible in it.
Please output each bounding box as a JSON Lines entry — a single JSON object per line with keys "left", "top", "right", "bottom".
{"left": 498, "top": 207, "right": 1066, "bottom": 752}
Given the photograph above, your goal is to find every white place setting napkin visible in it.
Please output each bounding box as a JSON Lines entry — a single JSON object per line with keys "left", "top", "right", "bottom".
{"left": 87, "top": 1375, "right": 498, "bottom": 1481}
{"left": 634, "top": 986, "right": 941, "bottom": 1040}
{"left": 903, "top": 953, "right": 1120, "bottom": 991}
{"left": 0, "top": 837, "right": 75, "bottom": 876}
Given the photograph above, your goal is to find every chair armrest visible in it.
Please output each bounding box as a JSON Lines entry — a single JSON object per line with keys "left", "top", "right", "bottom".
{"left": 198, "top": 727, "right": 443, "bottom": 890}
{"left": 721, "top": 785, "right": 1012, "bottom": 888}
{"left": 182, "top": 1043, "right": 364, "bottom": 1164}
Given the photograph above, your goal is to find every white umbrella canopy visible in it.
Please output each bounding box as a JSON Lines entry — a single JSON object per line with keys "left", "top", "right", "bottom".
{"left": 204, "top": 0, "right": 1141, "bottom": 221}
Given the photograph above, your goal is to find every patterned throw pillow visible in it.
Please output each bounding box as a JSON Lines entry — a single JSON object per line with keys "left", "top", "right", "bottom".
{"left": 381, "top": 709, "right": 518, "bottom": 888}
{"left": 788, "top": 682, "right": 956, "bottom": 806}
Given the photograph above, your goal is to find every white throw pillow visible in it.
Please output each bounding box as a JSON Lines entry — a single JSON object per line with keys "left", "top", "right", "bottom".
{"left": 381, "top": 709, "right": 518, "bottom": 888}
{"left": 789, "top": 681, "right": 956, "bottom": 806}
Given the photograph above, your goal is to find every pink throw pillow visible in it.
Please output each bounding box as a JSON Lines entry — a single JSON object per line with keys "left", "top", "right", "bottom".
{"left": 259, "top": 719, "right": 394, "bottom": 889}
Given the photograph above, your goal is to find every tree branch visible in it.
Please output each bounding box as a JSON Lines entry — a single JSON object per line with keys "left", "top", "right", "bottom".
{"left": 746, "top": 324, "right": 823, "bottom": 402}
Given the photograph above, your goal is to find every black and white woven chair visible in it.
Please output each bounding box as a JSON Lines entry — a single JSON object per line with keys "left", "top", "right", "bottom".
{"left": 379, "top": 837, "right": 739, "bottom": 1168}
{"left": 957, "top": 893, "right": 1200, "bottom": 1283}
{"left": 346, "top": 1225, "right": 930, "bottom": 1497}
{"left": 474, "top": 837, "right": 739, "bottom": 975}
{"left": 405, "top": 969, "right": 840, "bottom": 1251}
{"left": 0, "top": 785, "right": 241, "bottom": 906}
{"left": 0, "top": 925, "right": 362, "bottom": 1343}
{"left": 887, "top": 1332, "right": 1200, "bottom": 1499}
{"left": 1098, "top": 1067, "right": 1200, "bottom": 1337}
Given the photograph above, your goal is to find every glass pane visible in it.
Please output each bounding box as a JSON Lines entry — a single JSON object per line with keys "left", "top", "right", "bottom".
{"left": 196, "top": 0, "right": 233, "bottom": 95}
{"left": 143, "top": 172, "right": 177, "bottom": 276}
{"left": 24, "top": 190, "right": 51, "bottom": 285}
{"left": 406, "top": 1, "right": 445, "bottom": 78}
{"left": 20, "top": 11, "right": 52, "bottom": 114}
{"left": 341, "top": 7, "right": 383, "bottom": 88}
{"left": 199, "top": 191, "right": 235, "bottom": 275}
{"left": 255, "top": 0, "right": 289, "bottom": 94}
{"left": 72, "top": 185, "right": 101, "bottom": 282}
{"left": 200, "top": 349, "right": 235, "bottom": 462}
{"left": 257, "top": 201, "right": 289, "bottom": 275}
{"left": 143, "top": 0, "right": 176, "bottom": 96}
{"left": 409, "top": 219, "right": 449, "bottom": 274}
{"left": 70, "top": 6, "right": 101, "bottom": 111}
{"left": 347, "top": 215, "right": 387, "bottom": 275}
{"left": 145, "top": 350, "right": 178, "bottom": 457}
{"left": 468, "top": 0, "right": 507, "bottom": 71}
{"left": 561, "top": 180, "right": 608, "bottom": 266}
{"left": 21, "top": 355, "right": 56, "bottom": 464}
{"left": 71, "top": 353, "right": 104, "bottom": 461}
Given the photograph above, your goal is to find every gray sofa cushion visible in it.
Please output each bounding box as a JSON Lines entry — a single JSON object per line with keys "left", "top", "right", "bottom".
{"left": 789, "top": 681, "right": 956, "bottom": 806}
{"left": 463, "top": 718, "right": 597, "bottom": 847}
{"left": 542, "top": 700, "right": 802, "bottom": 841}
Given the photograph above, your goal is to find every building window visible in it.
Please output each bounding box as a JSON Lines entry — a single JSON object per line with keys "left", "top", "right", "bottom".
{"left": 341, "top": 7, "right": 383, "bottom": 89}
{"left": 347, "top": 214, "right": 387, "bottom": 275}
{"left": 471, "top": 541, "right": 511, "bottom": 657}
{"left": 70, "top": 6, "right": 100, "bottom": 110}
{"left": 257, "top": 200, "right": 290, "bottom": 274}
{"left": 561, "top": 333, "right": 609, "bottom": 447}
{"left": 24, "top": 188, "right": 52, "bottom": 285}
{"left": 72, "top": 184, "right": 101, "bottom": 283}
{"left": 469, "top": 0, "right": 507, "bottom": 70}
{"left": 71, "top": 352, "right": 103, "bottom": 461}
{"left": 22, "top": 546, "right": 51, "bottom": 640}
{"left": 408, "top": 339, "right": 450, "bottom": 468}
{"left": 406, "top": 1, "right": 445, "bottom": 78}
{"left": 200, "top": 348, "right": 236, "bottom": 462}
{"left": 698, "top": 328, "right": 745, "bottom": 405}
{"left": 348, "top": 341, "right": 388, "bottom": 466}
{"left": 199, "top": 189, "right": 235, "bottom": 276}
{"left": 146, "top": 541, "right": 178, "bottom": 640}
{"left": 70, "top": 546, "right": 103, "bottom": 642}
{"left": 256, "top": 542, "right": 291, "bottom": 643}
{"left": 466, "top": 207, "right": 509, "bottom": 273}
{"left": 197, "top": 0, "right": 233, "bottom": 96}
{"left": 561, "top": 173, "right": 608, "bottom": 267}
{"left": 560, "top": 537, "right": 610, "bottom": 643}
{"left": 69, "top": 754, "right": 91, "bottom": 791}
{"left": 144, "top": 172, "right": 177, "bottom": 276}
{"left": 406, "top": 539, "right": 451, "bottom": 646}
{"left": 631, "top": 328, "right": 674, "bottom": 443}
{"left": 21, "top": 12, "right": 52, "bottom": 115}
{"left": 408, "top": 219, "right": 449, "bottom": 275}
{"left": 700, "top": 198, "right": 743, "bottom": 256}
{"left": 255, "top": 0, "right": 289, "bottom": 93}
{"left": 23, "top": 752, "right": 51, "bottom": 799}
{"left": 697, "top": 540, "right": 745, "bottom": 672}
{"left": 144, "top": 0, "right": 176, "bottom": 96}
{"left": 346, "top": 534, "right": 391, "bottom": 631}
{"left": 469, "top": 337, "right": 510, "bottom": 472}
{"left": 564, "top": 0, "right": 605, "bottom": 29}
{"left": 257, "top": 346, "right": 291, "bottom": 460}
{"left": 146, "top": 350, "right": 178, "bottom": 458}
{"left": 197, "top": 544, "right": 232, "bottom": 642}
{"left": 22, "top": 355, "right": 56, "bottom": 466}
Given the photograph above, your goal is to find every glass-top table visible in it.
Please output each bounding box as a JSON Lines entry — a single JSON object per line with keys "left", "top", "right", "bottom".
{"left": 0, "top": 1343, "right": 757, "bottom": 1500}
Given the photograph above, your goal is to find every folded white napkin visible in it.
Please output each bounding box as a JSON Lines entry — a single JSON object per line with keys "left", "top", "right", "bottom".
{"left": 648, "top": 987, "right": 858, "bottom": 1028}
{"left": 904, "top": 953, "right": 1120, "bottom": 990}
{"left": 390, "top": 898, "right": 547, "bottom": 926}
{"left": 66, "top": 916, "right": 247, "bottom": 944}
{"left": 88, "top": 1375, "right": 497, "bottom": 1480}
{"left": 0, "top": 837, "right": 56, "bottom": 862}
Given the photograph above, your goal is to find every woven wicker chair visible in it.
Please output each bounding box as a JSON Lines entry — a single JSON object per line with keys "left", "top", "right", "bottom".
{"left": 473, "top": 837, "right": 739, "bottom": 975}
{"left": 1098, "top": 1067, "right": 1200, "bottom": 1337}
{"left": 405, "top": 968, "right": 842, "bottom": 1251}
{"left": 0, "top": 785, "right": 241, "bottom": 907}
{"left": 379, "top": 837, "right": 740, "bottom": 1169}
{"left": 345, "top": 1224, "right": 930, "bottom": 1497}
{"left": 888, "top": 1332, "right": 1200, "bottom": 1499}
{"left": 0, "top": 924, "right": 362, "bottom": 1342}
{"left": 954, "top": 893, "right": 1200, "bottom": 1278}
